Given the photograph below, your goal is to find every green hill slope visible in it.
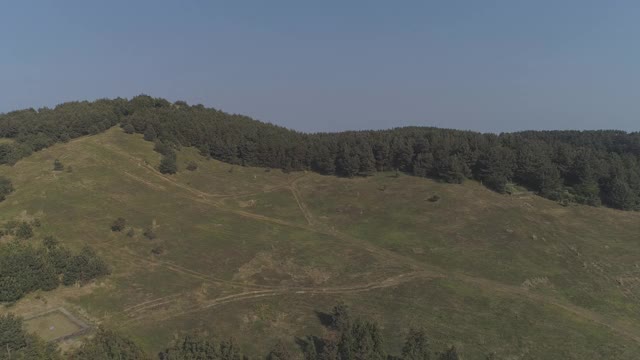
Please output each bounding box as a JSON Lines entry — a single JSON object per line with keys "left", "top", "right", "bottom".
{"left": 2, "top": 127, "right": 640, "bottom": 359}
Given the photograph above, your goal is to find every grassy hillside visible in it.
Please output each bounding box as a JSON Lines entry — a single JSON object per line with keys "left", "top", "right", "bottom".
{"left": 2, "top": 127, "right": 640, "bottom": 359}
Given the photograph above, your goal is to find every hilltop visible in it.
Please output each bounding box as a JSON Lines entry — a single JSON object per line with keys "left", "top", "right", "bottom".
{"left": 2, "top": 96, "right": 640, "bottom": 212}
{"left": 1, "top": 126, "right": 640, "bottom": 358}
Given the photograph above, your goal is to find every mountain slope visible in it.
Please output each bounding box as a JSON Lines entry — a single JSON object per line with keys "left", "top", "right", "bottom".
{"left": 1, "top": 127, "right": 640, "bottom": 359}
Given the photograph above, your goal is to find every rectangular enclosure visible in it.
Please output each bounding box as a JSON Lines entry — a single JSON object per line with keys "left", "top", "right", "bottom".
{"left": 24, "top": 308, "right": 89, "bottom": 342}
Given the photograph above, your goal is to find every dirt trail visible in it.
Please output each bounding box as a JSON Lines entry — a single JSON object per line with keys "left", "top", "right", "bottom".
{"left": 123, "top": 293, "right": 183, "bottom": 312}
{"left": 290, "top": 179, "right": 314, "bottom": 225}
{"left": 123, "top": 171, "right": 166, "bottom": 190}
{"left": 98, "top": 141, "right": 640, "bottom": 344}
{"left": 122, "top": 271, "right": 437, "bottom": 325}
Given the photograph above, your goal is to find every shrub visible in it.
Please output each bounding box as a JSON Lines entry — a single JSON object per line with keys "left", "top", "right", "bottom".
{"left": 123, "top": 123, "right": 135, "bottom": 134}
{"left": 15, "top": 222, "right": 33, "bottom": 240}
{"left": 427, "top": 195, "right": 441, "bottom": 202}
{"left": 4, "top": 220, "right": 19, "bottom": 234}
{"left": 43, "top": 236, "right": 59, "bottom": 250}
{"left": 126, "top": 228, "right": 135, "bottom": 237}
{"left": 53, "top": 159, "right": 64, "bottom": 171}
{"left": 143, "top": 227, "right": 156, "bottom": 240}
{"left": 186, "top": 161, "right": 198, "bottom": 171}
{"left": 151, "top": 246, "right": 164, "bottom": 255}
{"left": 62, "top": 246, "right": 110, "bottom": 286}
{"left": 111, "top": 217, "right": 126, "bottom": 232}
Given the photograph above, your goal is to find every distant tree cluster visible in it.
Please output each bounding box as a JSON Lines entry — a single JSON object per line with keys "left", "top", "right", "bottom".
{"left": 1, "top": 220, "right": 35, "bottom": 240}
{"left": 0, "top": 99, "right": 122, "bottom": 165}
{"left": 4, "top": 94, "right": 640, "bottom": 209}
{"left": 119, "top": 96, "right": 640, "bottom": 210}
{"left": 297, "top": 303, "right": 462, "bottom": 360}
{"left": 0, "top": 237, "right": 109, "bottom": 302}
{"left": 0, "top": 303, "right": 495, "bottom": 360}
{"left": 70, "top": 328, "right": 148, "bottom": 360}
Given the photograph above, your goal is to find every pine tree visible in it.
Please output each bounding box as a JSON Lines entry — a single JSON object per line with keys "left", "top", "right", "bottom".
{"left": 143, "top": 125, "right": 157, "bottom": 142}
{"left": 159, "top": 154, "right": 178, "bottom": 174}
{"left": 401, "top": 328, "right": 431, "bottom": 360}
{"left": 330, "top": 303, "right": 352, "bottom": 331}
{"left": 302, "top": 336, "right": 319, "bottom": 360}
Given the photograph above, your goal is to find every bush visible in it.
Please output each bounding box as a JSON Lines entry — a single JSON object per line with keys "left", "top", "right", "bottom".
{"left": 62, "top": 246, "right": 110, "bottom": 286}
{"left": 123, "top": 123, "right": 135, "bottom": 134}
{"left": 53, "top": 159, "right": 64, "bottom": 171}
{"left": 126, "top": 228, "right": 135, "bottom": 237}
{"left": 427, "top": 195, "right": 441, "bottom": 202}
{"left": 43, "top": 236, "right": 59, "bottom": 250}
{"left": 15, "top": 222, "right": 33, "bottom": 240}
{"left": 151, "top": 246, "right": 164, "bottom": 255}
{"left": 111, "top": 217, "right": 126, "bottom": 232}
{"left": 143, "top": 228, "right": 156, "bottom": 240}
{"left": 186, "top": 161, "right": 198, "bottom": 171}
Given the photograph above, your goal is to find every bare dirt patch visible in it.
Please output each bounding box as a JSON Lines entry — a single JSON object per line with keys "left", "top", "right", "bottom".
{"left": 237, "top": 199, "right": 257, "bottom": 208}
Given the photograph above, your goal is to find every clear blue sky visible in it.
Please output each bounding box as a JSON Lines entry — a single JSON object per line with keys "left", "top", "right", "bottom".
{"left": 2, "top": 1, "right": 640, "bottom": 133}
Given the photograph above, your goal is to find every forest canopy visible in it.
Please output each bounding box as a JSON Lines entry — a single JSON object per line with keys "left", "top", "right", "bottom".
{"left": 2, "top": 95, "right": 640, "bottom": 210}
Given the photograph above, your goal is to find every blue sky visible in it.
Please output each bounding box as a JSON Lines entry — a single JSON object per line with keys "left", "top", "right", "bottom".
{"left": 1, "top": 1, "right": 640, "bottom": 132}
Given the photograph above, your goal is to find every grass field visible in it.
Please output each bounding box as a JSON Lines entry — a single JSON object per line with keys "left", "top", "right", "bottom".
{"left": 2, "top": 127, "right": 640, "bottom": 359}
{"left": 24, "top": 309, "right": 88, "bottom": 342}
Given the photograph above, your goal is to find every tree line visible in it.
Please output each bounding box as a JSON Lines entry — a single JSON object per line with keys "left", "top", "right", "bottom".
{"left": 0, "top": 235, "right": 109, "bottom": 303}
{"left": 1, "top": 303, "right": 492, "bottom": 360}
{"left": 3, "top": 95, "right": 640, "bottom": 209}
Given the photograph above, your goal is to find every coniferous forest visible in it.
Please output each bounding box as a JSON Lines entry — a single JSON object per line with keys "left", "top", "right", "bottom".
{"left": 1, "top": 95, "right": 640, "bottom": 210}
